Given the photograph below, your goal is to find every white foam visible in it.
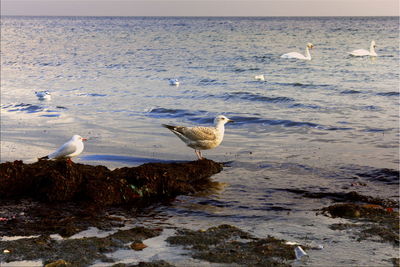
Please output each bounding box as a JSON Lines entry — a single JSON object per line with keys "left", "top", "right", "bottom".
{"left": 0, "top": 235, "right": 40, "bottom": 241}
{"left": 1, "top": 260, "right": 43, "bottom": 267}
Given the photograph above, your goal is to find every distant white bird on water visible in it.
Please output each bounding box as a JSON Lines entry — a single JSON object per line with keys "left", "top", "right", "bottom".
{"left": 281, "top": 43, "right": 314, "bottom": 60}
{"left": 349, "top": 40, "right": 377, "bottom": 57}
{"left": 39, "top": 135, "right": 87, "bottom": 161}
{"left": 162, "top": 115, "right": 234, "bottom": 160}
{"left": 169, "top": 79, "right": 180, "bottom": 86}
{"left": 35, "top": 91, "right": 51, "bottom": 100}
{"left": 254, "top": 75, "right": 265, "bottom": 81}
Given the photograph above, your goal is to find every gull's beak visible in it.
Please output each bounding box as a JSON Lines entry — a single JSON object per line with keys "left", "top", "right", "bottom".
{"left": 82, "top": 138, "right": 88, "bottom": 141}
{"left": 228, "top": 119, "right": 234, "bottom": 123}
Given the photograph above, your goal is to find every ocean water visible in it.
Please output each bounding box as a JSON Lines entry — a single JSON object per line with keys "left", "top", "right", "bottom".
{"left": 1, "top": 16, "right": 399, "bottom": 265}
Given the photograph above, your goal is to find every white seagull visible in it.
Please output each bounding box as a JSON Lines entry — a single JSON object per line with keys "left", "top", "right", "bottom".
{"left": 281, "top": 43, "right": 314, "bottom": 60}
{"left": 162, "top": 115, "right": 234, "bottom": 160}
{"left": 169, "top": 79, "right": 180, "bottom": 86}
{"left": 39, "top": 135, "right": 87, "bottom": 161}
{"left": 254, "top": 75, "right": 265, "bottom": 81}
{"left": 35, "top": 91, "right": 51, "bottom": 100}
{"left": 349, "top": 40, "right": 377, "bottom": 57}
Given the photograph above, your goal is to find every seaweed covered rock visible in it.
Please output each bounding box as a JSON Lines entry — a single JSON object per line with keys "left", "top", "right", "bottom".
{"left": 322, "top": 203, "right": 398, "bottom": 220}
{"left": 0, "top": 226, "right": 162, "bottom": 266}
{"left": 321, "top": 202, "right": 399, "bottom": 246}
{"left": 167, "top": 224, "right": 300, "bottom": 266}
{"left": 0, "top": 159, "right": 223, "bottom": 205}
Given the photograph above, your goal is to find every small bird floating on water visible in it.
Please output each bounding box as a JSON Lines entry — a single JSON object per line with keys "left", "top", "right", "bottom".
{"left": 169, "top": 79, "right": 180, "bottom": 86}
{"left": 254, "top": 75, "right": 265, "bottom": 81}
{"left": 35, "top": 91, "right": 51, "bottom": 100}
{"left": 162, "top": 115, "right": 233, "bottom": 160}
{"left": 349, "top": 40, "right": 377, "bottom": 57}
{"left": 281, "top": 43, "right": 314, "bottom": 60}
{"left": 39, "top": 135, "right": 87, "bottom": 162}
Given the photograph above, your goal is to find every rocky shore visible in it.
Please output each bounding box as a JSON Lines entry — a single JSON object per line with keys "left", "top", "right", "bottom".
{"left": 0, "top": 160, "right": 398, "bottom": 266}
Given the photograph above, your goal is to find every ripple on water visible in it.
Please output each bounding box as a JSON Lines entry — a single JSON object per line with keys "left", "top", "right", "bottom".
{"left": 79, "top": 93, "right": 108, "bottom": 97}
{"left": 147, "top": 107, "right": 204, "bottom": 119}
{"left": 220, "top": 92, "right": 295, "bottom": 103}
{"left": 227, "top": 115, "right": 351, "bottom": 131}
{"left": 7, "top": 103, "right": 44, "bottom": 113}
{"left": 147, "top": 108, "right": 353, "bottom": 132}
{"left": 273, "top": 82, "right": 333, "bottom": 89}
{"left": 340, "top": 89, "right": 363, "bottom": 94}
{"left": 198, "top": 78, "right": 227, "bottom": 86}
{"left": 1, "top": 103, "right": 67, "bottom": 117}
{"left": 376, "top": 91, "right": 400, "bottom": 97}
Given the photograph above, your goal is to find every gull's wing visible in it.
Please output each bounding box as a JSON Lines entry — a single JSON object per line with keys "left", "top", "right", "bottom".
{"left": 49, "top": 141, "right": 77, "bottom": 159}
{"left": 177, "top": 126, "right": 217, "bottom": 141}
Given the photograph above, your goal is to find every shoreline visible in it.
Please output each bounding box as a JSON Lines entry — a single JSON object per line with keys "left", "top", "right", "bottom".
{"left": 0, "top": 160, "right": 398, "bottom": 266}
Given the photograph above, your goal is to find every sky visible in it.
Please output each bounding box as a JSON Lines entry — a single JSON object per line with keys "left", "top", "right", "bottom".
{"left": 1, "top": 0, "right": 399, "bottom": 17}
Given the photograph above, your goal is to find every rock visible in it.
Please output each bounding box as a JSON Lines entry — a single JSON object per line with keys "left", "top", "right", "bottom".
{"left": 130, "top": 242, "right": 147, "bottom": 251}
{"left": 0, "top": 159, "right": 223, "bottom": 205}
{"left": 45, "top": 259, "right": 69, "bottom": 267}
{"left": 323, "top": 203, "right": 399, "bottom": 245}
{"left": 0, "top": 227, "right": 162, "bottom": 266}
{"left": 167, "top": 224, "right": 300, "bottom": 266}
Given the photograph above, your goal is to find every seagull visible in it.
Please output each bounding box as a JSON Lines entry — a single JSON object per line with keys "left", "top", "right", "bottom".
{"left": 254, "top": 75, "right": 265, "bottom": 81}
{"left": 169, "top": 79, "right": 180, "bottom": 86}
{"left": 281, "top": 43, "right": 314, "bottom": 60}
{"left": 162, "top": 115, "right": 233, "bottom": 160}
{"left": 35, "top": 91, "right": 51, "bottom": 100}
{"left": 349, "top": 40, "right": 377, "bottom": 57}
{"left": 39, "top": 135, "right": 87, "bottom": 161}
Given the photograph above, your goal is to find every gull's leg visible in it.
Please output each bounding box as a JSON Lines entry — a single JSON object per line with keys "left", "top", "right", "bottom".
{"left": 199, "top": 150, "right": 203, "bottom": 160}
{"left": 195, "top": 150, "right": 202, "bottom": 160}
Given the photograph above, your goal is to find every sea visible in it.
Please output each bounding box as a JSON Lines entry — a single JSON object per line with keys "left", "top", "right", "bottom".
{"left": 1, "top": 16, "right": 399, "bottom": 266}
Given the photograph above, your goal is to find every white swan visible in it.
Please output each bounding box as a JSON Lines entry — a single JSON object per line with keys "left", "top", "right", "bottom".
{"left": 349, "top": 41, "right": 377, "bottom": 57}
{"left": 281, "top": 43, "right": 314, "bottom": 60}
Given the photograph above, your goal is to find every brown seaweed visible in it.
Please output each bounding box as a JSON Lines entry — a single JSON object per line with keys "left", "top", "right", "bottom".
{"left": 0, "top": 159, "right": 223, "bottom": 205}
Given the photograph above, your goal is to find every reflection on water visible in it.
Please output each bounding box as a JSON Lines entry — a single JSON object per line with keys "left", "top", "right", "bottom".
{"left": 81, "top": 154, "right": 185, "bottom": 165}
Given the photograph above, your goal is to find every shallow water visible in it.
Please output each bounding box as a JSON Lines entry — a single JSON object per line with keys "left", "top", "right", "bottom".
{"left": 1, "top": 16, "right": 399, "bottom": 265}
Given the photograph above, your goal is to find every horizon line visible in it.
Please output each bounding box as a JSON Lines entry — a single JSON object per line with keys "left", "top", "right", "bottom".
{"left": 2, "top": 15, "right": 399, "bottom": 18}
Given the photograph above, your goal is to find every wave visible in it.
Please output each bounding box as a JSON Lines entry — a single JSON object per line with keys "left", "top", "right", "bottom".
{"left": 5, "top": 103, "right": 44, "bottom": 113}
{"left": 273, "top": 82, "right": 333, "bottom": 89}
{"left": 376, "top": 92, "right": 399, "bottom": 97}
{"left": 289, "top": 103, "right": 322, "bottom": 109}
{"left": 198, "top": 78, "right": 227, "bottom": 86}
{"left": 229, "top": 116, "right": 320, "bottom": 128}
{"left": 220, "top": 92, "right": 295, "bottom": 103}
{"left": 339, "top": 165, "right": 399, "bottom": 185}
{"left": 147, "top": 107, "right": 205, "bottom": 119}
{"left": 229, "top": 115, "right": 352, "bottom": 131}
{"left": 79, "top": 93, "right": 108, "bottom": 97}
{"left": 1, "top": 103, "right": 67, "bottom": 116}
{"left": 148, "top": 108, "right": 352, "bottom": 131}
{"left": 341, "top": 89, "right": 362, "bottom": 94}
